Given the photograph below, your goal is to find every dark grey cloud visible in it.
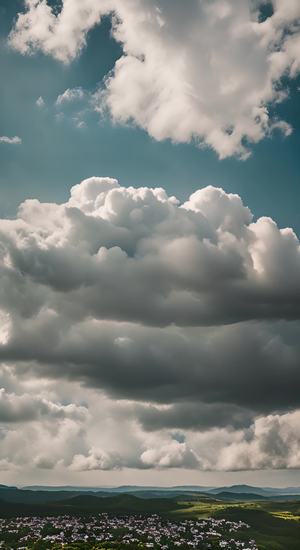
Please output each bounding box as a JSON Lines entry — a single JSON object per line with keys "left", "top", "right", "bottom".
{"left": 134, "top": 402, "right": 254, "bottom": 432}
{"left": 1, "top": 306, "right": 300, "bottom": 423}
{"left": 0, "top": 178, "right": 300, "bottom": 431}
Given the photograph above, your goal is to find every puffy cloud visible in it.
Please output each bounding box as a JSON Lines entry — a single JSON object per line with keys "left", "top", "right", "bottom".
{"left": 9, "top": 0, "right": 300, "bottom": 157}
{"left": 9, "top": 0, "right": 112, "bottom": 63}
{"left": 0, "top": 178, "right": 300, "bottom": 334}
{"left": 1, "top": 177, "right": 300, "bottom": 329}
{"left": 212, "top": 410, "right": 300, "bottom": 470}
{"left": 0, "top": 367, "right": 90, "bottom": 472}
{"left": 0, "top": 136, "right": 22, "bottom": 145}
{"left": 66, "top": 406, "right": 300, "bottom": 471}
{"left": 0, "top": 411, "right": 88, "bottom": 472}
{"left": 0, "top": 387, "right": 88, "bottom": 423}
{"left": 0, "top": 178, "right": 299, "bottom": 420}
{"left": 56, "top": 87, "right": 86, "bottom": 106}
{"left": 140, "top": 440, "right": 199, "bottom": 469}
{"left": 0, "top": 176, "right": 299, "bottom": 475}
{"left": 70, "top": 448, "right": 123, "bottom": 471}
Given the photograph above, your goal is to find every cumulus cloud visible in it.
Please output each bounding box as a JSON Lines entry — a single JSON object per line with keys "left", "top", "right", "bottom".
{"left": 9, "top": 0, "right": 300, "bottom": 157}
{"left": 56, "top": 87, "right": 86, "bottom": 106}
{"left": 0, "top": 387, "right": 88, "bottom": 423}
{"left": 0, "top": 177, "right": 299, "bottom": 474}
{"left": 9, "top": 0, "right": 111, "bottom": 63}
{"left": 0, "top": 136, "right": 22, "bottom": 145}
{"left": 56, "top": 406, "right": 300, "bottom": 472}
{"left": 141, "top": 440, "right": 199, "bottom": 469}
{"left": 209, "top": 410, "right": 300, "bottom": 471}
{"left": 0, "top": 366, "right": 91, "bottom": 472}
{"left": 70, "top": 448, "right": 123, "bottom": 471}
{"left": 0, "top": 411, "right": 88, "bottom": 472}
{"left": 0, "top": 176, "right": 300, "bottom": 329}
{"left": 0, "top": 177, "right": 298, "bottom": 427}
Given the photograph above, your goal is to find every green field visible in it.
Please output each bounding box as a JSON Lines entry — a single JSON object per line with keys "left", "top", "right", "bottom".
{"left": 172, "top": 498, "right": 300, "bottom": 550}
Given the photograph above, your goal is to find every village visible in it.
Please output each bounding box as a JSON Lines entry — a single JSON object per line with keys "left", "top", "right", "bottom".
{"left": 0, "top": 513, "right": 259, "bottom": 549}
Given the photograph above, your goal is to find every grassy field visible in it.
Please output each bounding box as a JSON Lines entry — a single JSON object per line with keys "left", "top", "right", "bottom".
{"left": 171, "top": 498, "right": 300, "bottom": 550}
{"left": 172, "top": 498, "right": 260, "bottom": 518}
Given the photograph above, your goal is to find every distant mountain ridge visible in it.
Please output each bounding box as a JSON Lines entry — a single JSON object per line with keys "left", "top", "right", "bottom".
{"left": 207, "top": 484, "right": 300, "bottom": 496}
{"left": 22, "top": 483, "right": 300, "bottom": 497}
{"left": 23, "top": 484, "right": 214, "bottom": 492}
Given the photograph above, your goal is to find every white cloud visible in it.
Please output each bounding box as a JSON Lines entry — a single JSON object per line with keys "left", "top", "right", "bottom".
{"left": 210, "top": 410, "right": 300, "bottom": 471}
{"left": 0, "top": 176, "right": 299, "bottom": 330}
{"left": 0, "top": 370, "right": 91, "bottom": 472}
{"left": 0, "top": 386, "right": 88, "bottom": 423}
{"left": 141, "top": 440, "right": 199, "bottom": 469}
{"left": 0, "top": 136, "right": 22, "bottom": 145}
{"left": 36, "top": 95, "right": 45, "bottom": 108}
{"left": 56, "top": 87, "right": 85, "bottom": 106}
{"left": 70, "top": 447, "right": 123, "bottom": 471}
{"left": 9, "top": 0, "right": 300, "bottom": 158}
{"left": 9, "top": 0, "right": 112, "bottom": 63}
{"left": 0, "top": 413, "right": 88, "bottom": 472}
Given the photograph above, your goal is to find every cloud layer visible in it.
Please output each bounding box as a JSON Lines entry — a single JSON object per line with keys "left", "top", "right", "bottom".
{"left": 9, "top": 0, "right": 300, "bottom": 158}
{"left": 0, "top": 177, "right": 299, "bottom": 475}
{"left": 1, "top": 370, "right": 300, "bottom": 474}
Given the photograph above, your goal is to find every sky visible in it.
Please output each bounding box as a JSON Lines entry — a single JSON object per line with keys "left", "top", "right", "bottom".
{"left": 0, "top": 0, "right": 300, "bottom": 488}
